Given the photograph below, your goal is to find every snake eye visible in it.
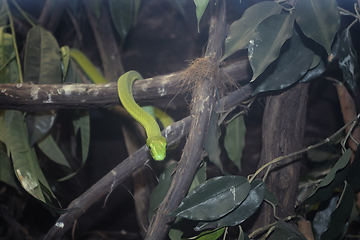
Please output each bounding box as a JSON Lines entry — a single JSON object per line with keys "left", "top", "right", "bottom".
{"left": 165, "top": 144, "right": 168, "bottom": 149}
{"left": 148, "top": 146, "right": 152, "bottom": 150}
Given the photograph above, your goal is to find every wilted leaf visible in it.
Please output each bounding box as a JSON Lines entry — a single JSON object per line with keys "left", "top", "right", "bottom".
{"left": 320, "top": 182, "right": 353, "bottom": 240}
{"left": 268, "top": 220, "right": 307, "bottom": 240}
{"left": 25, "top": 111, "right": 56, "bottom": 146}
{"left": 37, "top": 134, "right": 70, "bottom": 168}
{"left": 303, "top": 149, "right": 351, "bottom": 206}
{"left": 221, "top": 1, "right": 282, "bottom": 61}
{"left": 338, "top": 28, "right": 359, "bottom": 95}
{"left": 193, "top": 0, "right": 210, "bottom": 33}
{"left": 170, "top": 176, "right": 250, "bottom": 221}
{"left": 249, "top": 13, "right": 295, "bottom": 81}
{"left": 24, "top": 26, "right": 61, "bottom": 84}
{"left": 204, "top": 111, "right": 222, "bottom": 171}
{"left": 295, "top": 0, "right": 340, "bottom": 55}
{"left": 195, "top": 179, "right": 265, "bottom": 231}
{"left": 224, "top": 115, "right": 245, "bottom": 171}
{"left": 109, "top": 0, "right": 133, "bottom": 41}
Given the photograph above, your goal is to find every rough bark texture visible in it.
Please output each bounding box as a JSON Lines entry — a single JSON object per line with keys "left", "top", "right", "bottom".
{"left": 253, "top": 83, "right": 309, "bottom": 231}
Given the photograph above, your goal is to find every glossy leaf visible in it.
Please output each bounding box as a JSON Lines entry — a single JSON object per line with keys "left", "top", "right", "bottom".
{"left": 170, "top": 176, "right": 250, "bottom": 221}
{"left": 184, "top": 228, "right": 225, "bottom": 240}
{"left": 195, "top": 179, "right": 265, "bottom": 231}
{"left": 37, "top": 134, "right": 70, "bottom": 168}
{"left": 193, "top": 0, "right": 210, "bottom": 33}
{"left": 204, "top": 111, "right": 222, "bottom": 171}
{"left": 0, "top": 142, "right": 20, "bottom": 192}
{"left": 25, "top": 111, "right": 56, "bottom": 146}
{"left": 149, "top": 162, "right": 177, "bottom": 222}
{"left": 89, "top": 0, "right": 102, "bottom": 19}
{"left": 224, "top": 115, "right": 246, "bottom": 171}
{"left": 73, "top": 110, "right": 90, "bottom": 164}
{"left": 249, "top": 13, "right": 295, "bottom": 81}
{"left": 60, "top": 46, "right": 70, "bottom": 82}
{"left": 221, "top": 1, "right": 282, "bottom": 61}
{"left": 312, "top": 195, "right": 338, "bottom": 240}
{"left": 303, "top": 149, "right": 351, "bottom": 206}
{"left": 109, "top": 0, "right": 133, "bottom": 41}
{"left": 252, "top": 28, "right": 314, "bottom": 95}
{"left": 268, "top": 220, "right": 307, "bottom": 240}
{"left": 24, "top": 26, "right": 61, "bottom": 84}
{"left": 295, "top": 0, "right": 340, "bottom": 55}
{"left": 346, "top": 145, "right": 360, "bottom": 191}
{"left": 338, "top": 28, "right": 359, "bottom": 95}
{"left": 4, "top": 110, "right": 56, "bottom": 202}
{"left": 320, "top": 182, "right": 353, "bottom": 240}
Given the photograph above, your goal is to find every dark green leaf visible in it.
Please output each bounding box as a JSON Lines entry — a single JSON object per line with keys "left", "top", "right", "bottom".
{"left": 37, "top": 134, "right": 70, "bottom": 168}
{"left": 347, "top": 145, "right": 360, "bottom": 191}
{"left": 89, "top": 0, "right": 102, "bottom": 19}
{"left": 166, "top": 0, "right": 187, "bottom": 20}
{"left": 238, "top": 230, "right": 250, "bottom": 240}
{"left": 0, "top": 142, "right": 21, "bottom": 192}
{"left": 295, "top": 0, "right": 340, "bottom": 55}
{"left": 313, "top": 195, "right": 338, "bottom": 240}
{"left": 268, "top": 220, "right": 307, "bottom": 240}
{"left": 149, "top": 162, "right": 177, "bottom": 222}
{"left": 193, "top": 0, "right": 210, "bottom": 33}
{"left": 0, "top": 31, "right": 20, "bottom": 84}
{"left": 0, "top": 1, "right": 9, "bottom": 26}
{"left": 169, "top": 228, "right": 182, "bottom": 240}
{"left": 109, "top": 0, "right": 133, "bottom": 42}
{"left": 184, "top": 228, "right": 225, "bottom": 240}
{"left": 224, "top": 115, "right": 246, "bottom": 171}
{"left": 249, "top": 13, "right": 295, "bottom": 81}
{"left": 133, "top": 0, "right": 141, "bottom": 25}
{"left": 204, "top": 111, "right": 222, "bottom": 171}
{"left": 320, "top": 182, "right": 353, "bottom": 240}
{"left": 221, "top": 1, "right": 282, "bottom": 61}
{"left": 25, "top": 111, "right": 56, "bottom": 146}
{"left": 64, "top": 59, "right": 81, "bottom": 83}
{"left": 170, "top": 176, "right": 250, "bottom": 221}
{"left": 303, "top": 149, "right": 351, "bottom": 206}
{"left": 195, "top": 179, "right": 265, "bottom": 231}
{"left": 264, "top": 188, "right": 278, "bottom": 206}
{"left": 73, "top": 110, "right": 90, "bottom": 164}
{"left": 338, "top": 28, "right": 359, "bottom": 95}
{"left": 190, "top": 162, "right": 206, "bottom": 192}
{"left": 24, "top": 26, "right": 61, "bottom": 84}
{"left": 252, "top": 27, "right": 313, "bottom": 95}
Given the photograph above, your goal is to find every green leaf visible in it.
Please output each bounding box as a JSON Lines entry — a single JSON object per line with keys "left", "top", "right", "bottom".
{"left": 224, "top": 115, "right": 246, "bottom": 171}
{"left": 249, "top": 13, "right": 295, "bottom": 81}
{"left": 320, "top": 182, "right": 354, "bottom": 240}
{"left": 170, "top": 176, "right": 250, "bottom": 221}
{"left": 25, "top": 111, "right": 56, "bottom": 146}
{"left": 193, "top": 0, "right": 210, "bottom": 33}
{"left": 89, "top": 0, "right": 102, "bottom": 19}
{"left": 0, "top": 31, "right": 19, "bottom": 84}
{"left": 37, "top": 133, "right": 70, "bottom": 168}
{"left": 338, "top": 28, "right": 359, "bottom": 95}
{"left": 268, "top": 220, "right": 307, "bottom": 240}
{"left": 0, "top": 0, "right": 9, "bottom": 26}
{"left": 109, "top": 0, "right": 133, "bottom": 42}
{"left": 204, "top": 111, "right": 222, "bottom": 171}
{"left": 60, "top": 46, "right": 70, "bottom": 82}
{"left": 303, "top": 149, "right": 351, "bottom": 206}
{"left": 4, "top": 110, "right": 56, "bottom": 203}
{"left": 312, "top": 195, "right": 338, "bottom": 240}
{"left": 133, "top": 0, "right": 141, "bottom": 25}
{"left": 252, "top": 28, "right": 314, "bottom": 95}
{"left": 184, "top": 228, "right": 225, "bottom": 240}
{"left": 149, "top": 162, "right": 177, "bottom": 222}
{"left": 166, "top": 0, "right": 187, "bottom": 21}
{"left": 295, "top": 0, "right": 340, "bottom": 55}
{"left": 190, "top": 162, "right": 206, "bottom": 192}
{"left": 0, "top": 142, "right": 21, "bottom": 192}
{"left": 264, "top": 188, "right": 278, "bottom": 206}
{"left": 346, "top": 145, "right": 360, "bottom": 192}
{"left": 195, "top": 179, "right": 265, "bottom": 231}
{"left": 221, "top": 1, "right": 282, "bottom": 61}
{"left": 73, "top": 110, "right": 90, "bottom": 164}
{"left": 24, "top": 26, "right": 61, "bottom": 84}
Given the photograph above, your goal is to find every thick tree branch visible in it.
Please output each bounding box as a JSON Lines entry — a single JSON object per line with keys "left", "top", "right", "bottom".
{"left": 0, "top": 61, "right": 250, "bottom": 111}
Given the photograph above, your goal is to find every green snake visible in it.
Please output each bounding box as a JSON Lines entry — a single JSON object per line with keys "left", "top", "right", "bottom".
{"left": 117, "top": 71, "right": 167, "bottom": 161}
{"left": 70, "top": 49, "right": 167, "bottom": 160}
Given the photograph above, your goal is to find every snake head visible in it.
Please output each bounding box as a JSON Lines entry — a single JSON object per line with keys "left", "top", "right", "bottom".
{"left": 146, "top": 135, "right": 167, "bottom": 161}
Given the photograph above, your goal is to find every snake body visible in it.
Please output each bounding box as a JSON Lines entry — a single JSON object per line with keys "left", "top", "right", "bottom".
{"left": 117, "top": 71, "right": 167, "bottom": 161}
